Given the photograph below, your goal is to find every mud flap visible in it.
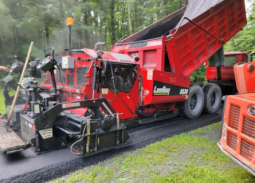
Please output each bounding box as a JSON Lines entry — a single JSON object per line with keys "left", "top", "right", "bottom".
{"left": 0, "top": 119, "right": 27, "bottom": 154}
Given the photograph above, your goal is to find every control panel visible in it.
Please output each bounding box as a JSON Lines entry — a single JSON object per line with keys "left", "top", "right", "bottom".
{"left": 62, "top": 57, "right": 74, "bottom": 69}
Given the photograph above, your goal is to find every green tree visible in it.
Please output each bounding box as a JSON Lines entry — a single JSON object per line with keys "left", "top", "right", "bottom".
{"left": 0, "top": 0, "right": 186, "bottom": 65}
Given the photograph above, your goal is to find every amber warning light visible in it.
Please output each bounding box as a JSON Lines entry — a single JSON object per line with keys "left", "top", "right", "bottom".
{"left": 66, "top": 17, "right": 74, "bottom": 27}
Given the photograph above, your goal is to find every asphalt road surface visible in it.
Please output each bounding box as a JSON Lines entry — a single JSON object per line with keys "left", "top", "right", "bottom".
{"left": 0, "top": 109, "right": 222, "bottom": 183}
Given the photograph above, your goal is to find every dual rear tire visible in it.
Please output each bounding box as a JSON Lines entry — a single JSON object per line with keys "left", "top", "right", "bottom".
{"left": 202, "top": 84, "right": 222, "bottom": 115}
{"left": 179, "top": 84, "right": 222, "bottom": 119}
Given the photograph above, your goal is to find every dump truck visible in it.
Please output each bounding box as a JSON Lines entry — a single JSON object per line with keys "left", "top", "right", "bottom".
{"left": 0, "top": 0, "right": 247, "bottom": 157}
{"left": 218, "top": 61, "right": 255, "bottom": 176}
{"left": 206, "top": 52, "right": 255, "bottom": 96}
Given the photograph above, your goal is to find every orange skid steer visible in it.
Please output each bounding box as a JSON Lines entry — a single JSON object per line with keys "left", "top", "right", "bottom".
{"left": 218, "top": 62, "right": 255, "bottom": 175}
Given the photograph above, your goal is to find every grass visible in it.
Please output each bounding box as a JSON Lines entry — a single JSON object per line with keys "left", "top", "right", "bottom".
{"left": 0, "top": 89, "right": 6, "bottom": 114}
{"left": 51, "top": 123, "right": 255, "bottom": 183}
{"left": 0, "top": 89, "right": 15, "bottom": 114}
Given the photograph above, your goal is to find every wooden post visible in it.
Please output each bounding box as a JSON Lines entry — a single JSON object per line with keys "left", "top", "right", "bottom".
{"left": 7, "top": 42, "right": 34, "bottom": 128}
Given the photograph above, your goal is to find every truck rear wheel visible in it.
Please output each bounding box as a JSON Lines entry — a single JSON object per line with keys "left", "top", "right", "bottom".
{"left": 180, "top": 85, "right": 204, "bottom": 119}
{"left": 202, "top": 84, "right": 222, "bottom": 114}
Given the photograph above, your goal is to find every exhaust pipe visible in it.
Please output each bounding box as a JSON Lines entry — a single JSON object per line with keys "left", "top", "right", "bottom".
{"left": 248, "top": 52, "right": 255, "bottom": 62}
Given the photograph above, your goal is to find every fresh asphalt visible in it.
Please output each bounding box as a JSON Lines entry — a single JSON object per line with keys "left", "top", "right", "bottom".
{"left": 0, "top": 108, "right": 222, "bottom": 183}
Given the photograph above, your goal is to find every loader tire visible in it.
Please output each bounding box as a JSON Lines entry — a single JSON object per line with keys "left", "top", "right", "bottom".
{"left": 202, "top": 84, "right": 222, "bottom": 114}
{"left": 180, "top": 85, "right": 204, "bottom": 119}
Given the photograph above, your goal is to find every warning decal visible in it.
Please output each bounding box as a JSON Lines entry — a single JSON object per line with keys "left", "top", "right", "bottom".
{"left": 147, "top": 70, "right": 153, "bottom": 80}
{"left": 62, "top": 102, "right": 80, "bottom": 108}
{"left": 102, "top": 88, "right": 109, "bottom": 94}
{"left": 153, "top": 81, "right": 189, "bottom": 96}
{"left": 34, "top": 104, "right": 40, "bottom": 114}
{"left": 39, "top": 128, "right": 53, "bottom": 139}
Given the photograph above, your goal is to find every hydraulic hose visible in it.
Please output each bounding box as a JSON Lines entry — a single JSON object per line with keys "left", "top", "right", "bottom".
{"left": 92, "top": 63, "right": 97, "bottom": 99}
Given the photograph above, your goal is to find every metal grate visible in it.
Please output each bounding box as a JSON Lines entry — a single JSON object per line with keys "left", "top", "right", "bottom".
{"left": 67, "top": 74, "right": 74, "bottom": 86}
{"left": 240, "top": 139, "right": 255, "bottom": 161}
{"left": 242, "top": 116, "right": 255, "bottom": 139}
{"left": 227, "top": 131, "right": 237, "bottom": 150}
{"left": 228, "top": 105, "right": 240, "bottom": 130}
{"left": 57, "top": 68, "right": 66, "bottom": 83}
{"left": 77, "top": 67, "right": 88, "bottom": 86}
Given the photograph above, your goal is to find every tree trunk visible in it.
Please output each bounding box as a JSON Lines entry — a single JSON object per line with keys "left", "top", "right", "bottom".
{"left": 83, "top": 0, "right": 92, "bottom": 48}
{"left": 59, "top": 0, "right": 69, "bottom": 49}
{"left": 104, "top": 25, "right": 107, "bottom": 48}
{"left": 11, "top": 12, "right": 18, "bottom": 43}
{"left": 59, "top": 1, "right": 64, "bottom": 19}
{"left": 180, "top": 1, "right": 183, "bottom": 8}
{"left": 110, "top": 0, "right": 116, "bottom": 44}
{"left": 133, "top": 1, "right": 138, "bottom": 33}
{"left": 164, "top": 0, "right": 168, "bottom": 16}
{"left": 94, "top": 9, "right": 99, "bottom": 43}
{"left": 156, "top": 1, "right": 160, "bottom": 20}
{"left": 0, "top": 37, "right": 3, "bottom": 65}
{"left": 121, "top": 7, "right": 125, "bottom": 38}
{"left": 127, "top": 0, "right": 132, "bottom": 34}
{"left": 84, "top": 11, "right": 91, "bottom": 48}
{"left": 45, "top": 26, "right": 50, "bottom": 47}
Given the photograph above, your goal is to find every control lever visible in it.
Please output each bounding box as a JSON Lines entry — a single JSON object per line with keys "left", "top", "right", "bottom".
{"left": 115, "top": 113, "right": 124, "bottom": 145}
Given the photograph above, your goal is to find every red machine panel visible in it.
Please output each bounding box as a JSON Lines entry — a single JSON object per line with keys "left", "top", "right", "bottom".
{"left": 101, "top": 75, "right": 140, "bottom": 120}
{"left": 140, "top": 69, "right": 190, "bottom": 106}
{"left": 112, "top": 39, "right": 164, "bottom": 71}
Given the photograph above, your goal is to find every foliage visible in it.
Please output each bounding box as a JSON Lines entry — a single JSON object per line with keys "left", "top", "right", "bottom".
{"left": 0, "top": 89, "right": 5, "bottom": 114}
{"left": 224, "top": 0, "right": 255, "bottom": 53}
{"left": 190, "top": 65, "right": 206, "bottom": 83}
{"left": 0, "top": 0, "right": 254, "bottom": 82}
{"left": 0, "top": 89, "right": 15, "bottom": 114}
{"left": 0, "top": 71, "right": 6, "bottom": 82}
{"left": 224, "top": 20, "right": 255, "bottom": 53}
{"left": 0, "top": 0, "right": 185, "bottom": 66}
{"left": 1, "top": 0, "right": 253, "bottom": 83}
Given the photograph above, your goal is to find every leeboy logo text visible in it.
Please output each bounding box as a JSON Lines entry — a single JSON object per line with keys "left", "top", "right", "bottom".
{"left": 153, "top": 86, "right": 171, "bottom": 95}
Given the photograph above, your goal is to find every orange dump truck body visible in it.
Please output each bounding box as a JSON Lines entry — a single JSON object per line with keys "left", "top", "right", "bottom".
{"left": 234, "top": 62, "right": 255, "bottom": 94}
